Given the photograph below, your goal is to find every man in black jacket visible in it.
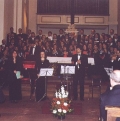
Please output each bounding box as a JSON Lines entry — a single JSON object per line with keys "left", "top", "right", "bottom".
{"left": 77, "top": 29, "right": 86, "bottom": 44}
{"left": 27, "top": 41, "right": 40, "bottom": 100}
{"left": 71, "top": 45, "right": 88, "bottom": 101}
{"left": 29, "top": 41, "right": 40, "bottom": 61}
{"left": 100, "top": 70, "right": 120, "bottom": 121}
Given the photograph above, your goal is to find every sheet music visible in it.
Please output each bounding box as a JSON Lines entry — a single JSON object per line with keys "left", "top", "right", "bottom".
{"left": 16, "top": 71, "right": 21, "bottom": 79}
{"left": 104, "top": 68, "right": 113, "bottom": 76}
{"left": 39, "top": 68, "right": 54, "bottom": 76}
{"left": 88, "top": 57, "right": 95, "bottom": 65}
{"left": 60, "top": 65, "right": 75, "bottom": 74}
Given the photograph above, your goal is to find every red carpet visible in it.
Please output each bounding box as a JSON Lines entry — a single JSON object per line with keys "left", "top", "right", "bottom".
{"left": 41, "top": 101, "right": 82, "bottom": 115}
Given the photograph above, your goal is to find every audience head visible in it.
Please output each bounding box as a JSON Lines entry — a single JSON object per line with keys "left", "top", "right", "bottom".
{"left": 12, "top": 50, "right": 18, "bottom": 58}
{"left": 59, "top": 29, "right": 64, "bottom": 35}
{"left": 40, "top": 50, "right": 46, "bottom": 59}
{"left": 76, "top": 45, "right": 82, "bottom": 54}
{"left": 79, "top": 29, "right": 84, "bottom": 35}
{"left": 18, "top": 28, "right": 22, "bottom": 34}
{"left": 10, "top": 27, "right": 14, "bottom": 33}
{"left": 2, "top": 39, "right": 6, "bottom": 45}
{"left": 110, "top": 29, "right": 114, "bottom": 35}
{"left": 31, "top": 32, "right": 35, "bottom": 37}
{"left": 38, "top": 30, "right": 42, "bottom": 35}
{"left": 48, "top": 31, "right": 52, "bottom": 36}
{"left": 110, "top": 70, "right": 120, "bottom": 87}
{"left": 91, "top": 29, "right": 96, "bottom": 35}
{"left": 27, "top": 29, "right": 31, "bottom": 34}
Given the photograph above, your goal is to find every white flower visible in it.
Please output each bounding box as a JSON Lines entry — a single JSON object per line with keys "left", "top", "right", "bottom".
{"left": 64, "top": 102, "right": 68, "bottom": 106}
{"left": 53, "top": 110, "right": 57, "bottom": 114}
{"left": 55, "top": 92, "right": 58, "bottom": 98}
{"left": 63, "top": 109, "right": 67, "bottom": 113}
{"left": 56, "top": 101, "right": 60, "bottom": 104}
{"left": 58, "top": 109, "right": 62, "bottom": 112}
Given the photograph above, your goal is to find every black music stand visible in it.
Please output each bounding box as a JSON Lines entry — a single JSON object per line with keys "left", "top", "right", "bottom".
{"left": 60, "top": 65, "right": 75, "bottom": 91}
{"left": 104, "top": 67, "right": 113, "bottom": 76}
{"left": 37, "top": 68, "right": 54, "bottom": 102}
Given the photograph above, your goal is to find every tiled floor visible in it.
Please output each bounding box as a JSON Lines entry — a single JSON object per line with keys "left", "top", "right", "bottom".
{"left": 0, "top": 87, "right": 100, "bottom": 121}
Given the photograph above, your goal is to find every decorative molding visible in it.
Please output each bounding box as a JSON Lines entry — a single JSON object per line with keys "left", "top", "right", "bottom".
{"left": 66, "top": 17, "right": 79, "bottom": 23}
{"left": 85, "top": 17, "right": 104, "bottom": 23}
{"left": 36, "top": 15, "right": 109, "bottom": 26}
{"left": 41, "top": 16, "right": 61, "bottom": 23}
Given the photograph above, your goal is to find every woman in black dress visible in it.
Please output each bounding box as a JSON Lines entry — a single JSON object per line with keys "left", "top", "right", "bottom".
{"left": 8, "top": 50, "right": 22, "bottom": 103}
{"left": 35, "top": 51, "right": 50, "bottom": 102}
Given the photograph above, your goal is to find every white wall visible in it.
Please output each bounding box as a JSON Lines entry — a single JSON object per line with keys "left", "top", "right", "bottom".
{"left": 109, "top": 0, "right": 118, "bottom": 34}
{"left": 0, "top": 0, "right": 5, "bottom": 43}
{"left": 4, "top": 0, "right": 14, "bottom": 38}
{"left": 0, "top": 0, "right": 14, "bottom": 44}
{"left": 13, "top": 0, "right": 23, "bottom": 33}
{"left": 28, "top": 0, "right": 37, "bottom": 33}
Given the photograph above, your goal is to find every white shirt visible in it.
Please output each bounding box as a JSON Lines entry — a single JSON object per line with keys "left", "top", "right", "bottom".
{"left": 32, "top": 46, "right": 36, "bottom": 55}
{"left": 48, "top": 36, "right": 53, "bottom": 40}
{"left": 32, "top": 37, "right": 34, "bottom": 40}
{"left": 110, "top": 34, "right": 114, "bottom": 38}
{"left": 78, "top": 54, "right": 81, "bottom": 60}
{"left": 76, "top": 53, "right": 81, "bottom": 68}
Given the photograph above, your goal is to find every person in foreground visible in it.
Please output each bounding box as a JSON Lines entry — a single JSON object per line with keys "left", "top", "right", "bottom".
{"left": 35, "top": 51, "right": 50, "bottom": 102}
{"left": 100, "top": 70, "right": 120, "bottom": 121}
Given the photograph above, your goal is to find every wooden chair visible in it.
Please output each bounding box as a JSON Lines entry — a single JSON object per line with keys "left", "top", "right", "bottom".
{"left": 21, "top": 61, "right": 36, "bottom": 99}
{"left": 23, "top": 61, "right": 36, "bottom": 69}
{"left": 105, "top": 106, "right": 120, "bottom": 121}
{"left": 22, "top": 61, "right": 36, "bottom": 82}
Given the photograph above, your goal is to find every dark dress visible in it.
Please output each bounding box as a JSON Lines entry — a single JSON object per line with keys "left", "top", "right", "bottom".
{"left": 8, "top": 57, "right": 22, "bottom": 101}
{"left": 35, "top": 59, "right": 50, "bottom": 102}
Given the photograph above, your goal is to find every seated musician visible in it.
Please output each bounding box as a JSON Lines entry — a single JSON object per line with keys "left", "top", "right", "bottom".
{"left": 100, "top": 70, "right": 120, "bottom": 121}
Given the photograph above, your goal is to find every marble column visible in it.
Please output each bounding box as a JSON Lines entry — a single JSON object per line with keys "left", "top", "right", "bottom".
{"left": 117, "top": 0, "right": 120, "bottom": 35}
{"left": 13, "top": 0, "right": 23, "bottom": 33}
{"left": 0, "top": 0, "right": 5, "bottom": 43}
{"left": 109, "top": 0, "right": 118, "bottom": 34}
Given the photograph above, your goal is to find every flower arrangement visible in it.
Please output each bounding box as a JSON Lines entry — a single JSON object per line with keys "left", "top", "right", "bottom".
{"left": 51, "top": 85, "right": 73, "bottom": 119}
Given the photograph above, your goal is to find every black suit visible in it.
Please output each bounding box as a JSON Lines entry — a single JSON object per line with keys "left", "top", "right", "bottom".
{"left": 29, "top": 46, "right": 40, "bottom": 61}
{"left": 28, "top": 46, "right": 40, "bottom": 97}
{"left": 57, "top": 35, "right": 65, "bottom": 41}
{"left": 71, "top": 54, "right": 88, "bottom": 100}
{"left": 7, "top": 32, "right": 16, "bottom": 46}
{"left": 28, "top": 37, "right": 36, "bottom": 44}
{"left": 77, "top": 34, "right": 86, "bottom": 43}
{"left": 17, "top": 33, "right": 27, "bottom": 42}
{"left": 36, "top": 35, "right": 42, "bottom": 40}
{"left": 100, "top": 85, "right": 120, "bottom": 121}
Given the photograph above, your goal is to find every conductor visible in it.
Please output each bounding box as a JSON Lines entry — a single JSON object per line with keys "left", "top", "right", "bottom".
{"left": 71, "top": 45, "right": 88, "bottom": 101}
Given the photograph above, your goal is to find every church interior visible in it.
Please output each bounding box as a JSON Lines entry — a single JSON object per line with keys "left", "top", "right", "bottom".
{"left": 0, "top": 0, "right": 120, "bottom": 121}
